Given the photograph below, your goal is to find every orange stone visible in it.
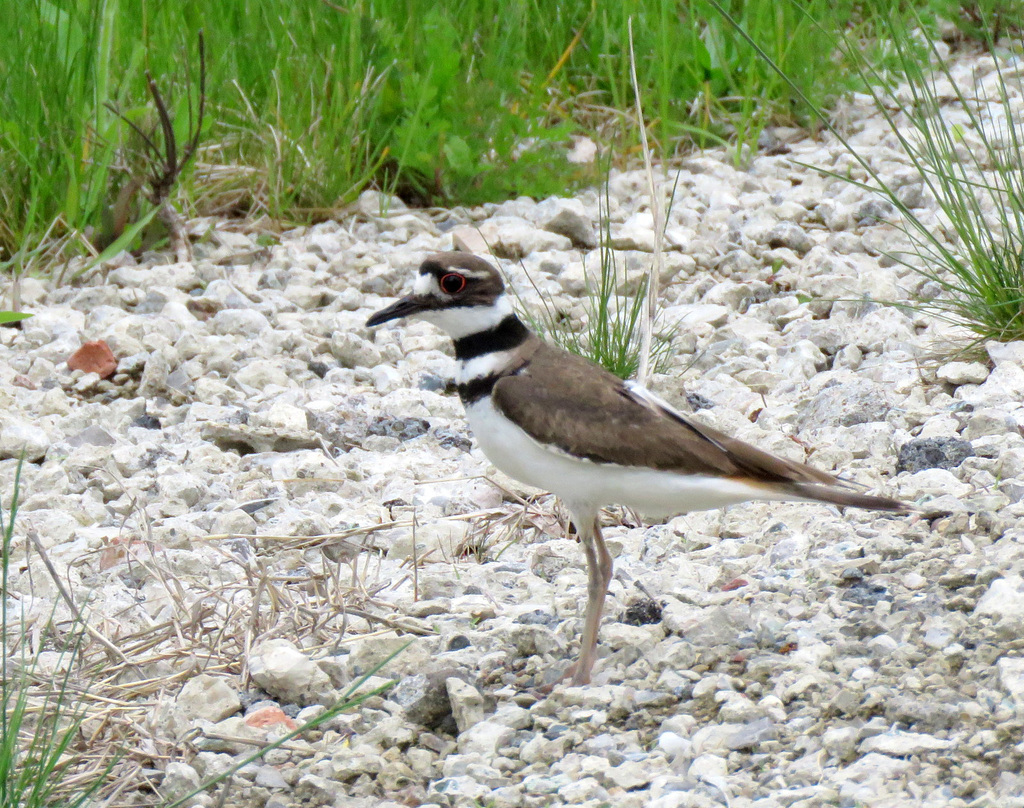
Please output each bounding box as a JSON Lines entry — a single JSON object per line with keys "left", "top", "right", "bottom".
{"left": 67, "top": 340, "right": 118, "bottom": 379}
{"left": 244, "top": 706, "right": 298, "bottom": 731}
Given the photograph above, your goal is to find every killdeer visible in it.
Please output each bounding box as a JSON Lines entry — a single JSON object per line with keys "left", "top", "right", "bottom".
{"left": 367, "top": 252, "right": 907, "bottom": 686}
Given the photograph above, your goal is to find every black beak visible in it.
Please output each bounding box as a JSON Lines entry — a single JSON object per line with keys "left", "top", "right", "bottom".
{"left": 365, "top": 295, "right": 428, "bottom": 327}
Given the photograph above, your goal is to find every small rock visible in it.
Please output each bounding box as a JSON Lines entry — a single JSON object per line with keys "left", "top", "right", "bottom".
{"left": 859, "top": 729, "right": 953, "bottom": 756}
{"left": 253, "top": 401, "right": 308, "bottom": 432}
{"left": 392, "top": 671, "right": 456, "bottom": 729}
{"left": 997, "top": 657, "right": 1024, "bottom": 715}
{"left": 975, "top": 575, "right": 1024, "bottom": 623}
{"left": 176, "top": 674, "right": 241, "bottom": 722}
{"left": 67, "top": 340, "right": 118, "bottom": 379}
{"left": 897, "top": 468, "right": 971, "bottom": 501}
{"left": 0, "top": 419, "right": 50, "bottom": 462}
{"left": 538, "top": 198, "right": 597, "bottom": 249}
{"left": 446, "top": 677, "right": 485, "bottom": 734}
{"left": 798, "top": 377, "right": 893, "bottom": 429}
{"left": 610, "top": 213, "right": 656, "bottom": 251}
{"left": 200, "top": 421, "right": 321, "bottom": 454}
{"left": 248, "top": 639, "right": 334, "bottom": 704}
{"left": 896, "top": 437, "right": 973, "bottom": 473}
{"left": 160, "top": 762, "right": 202, "bottom": 800}
{"left": 936, "top": 360, "right": 989, "bottom": 385}
{"left": 457, "top": 720, "right": 515, "bottom": 755}
{"left": 245, "top": 705, "right": 298, "bottom": 731}
{"left": 622, "top": 598, "right": 663, "bottom": 626}
{"left": 330, "top": 331, "right": 382, "bottom": 368}
{"left": 766, "top": 222, "right": 813, "bottom": 253}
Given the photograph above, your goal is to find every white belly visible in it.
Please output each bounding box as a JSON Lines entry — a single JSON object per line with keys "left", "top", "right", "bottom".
{"left": 465, "top": 398, "right": 797, "bottom": 518}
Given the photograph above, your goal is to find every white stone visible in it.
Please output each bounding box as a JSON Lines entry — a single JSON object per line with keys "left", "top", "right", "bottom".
{"left": 975, "top": 575, "right": 1024, "bottom": 622}
{"left": 896, "top": 468, "right": 971, "bottom": 501}
{"left": 997, "top": 657, "right": 1024, "bottom": 714}
{"left": 176, "top": 674, "right": 241, "bottom": 722}
{"left": 457, "top": 720, "right": 515, "bottom": 756}
{"left": 936, "top": 361, "right": 989, "bottom": 385}
{"left": 159, "top": 762, "right": 202, "bottom": 800}
{"left": 0, "top": 419, "right": 50, "bottom": 462}
{"left": 859, "top": 730, "right": 953, "bottom": 756}
{"left": 247, "top": 639, "right": 334, "bottom": 704}
{"left": 446, "top": 678, "right": 485, "bottom": 734}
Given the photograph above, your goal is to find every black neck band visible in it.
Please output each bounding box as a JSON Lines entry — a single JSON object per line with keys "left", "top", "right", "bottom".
{"left": 457, "top": 375, "right": 500, "bottom": 404}
{"left": 453, "top": 315, "right": 529, "bottom": 361}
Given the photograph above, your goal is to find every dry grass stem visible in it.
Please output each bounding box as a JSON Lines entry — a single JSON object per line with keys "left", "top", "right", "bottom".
{"left": 627, "top": 15, "right": 665, "bottom": 387}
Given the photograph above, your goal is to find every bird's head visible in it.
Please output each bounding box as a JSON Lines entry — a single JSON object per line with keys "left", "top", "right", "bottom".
{"left": 366, "top": 252, "right": 510, "bottom": 339}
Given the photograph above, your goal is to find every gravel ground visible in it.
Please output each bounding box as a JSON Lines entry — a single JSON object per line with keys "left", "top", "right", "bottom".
{"left": 2, "top": 46, "right": 1024, "bottom": 808}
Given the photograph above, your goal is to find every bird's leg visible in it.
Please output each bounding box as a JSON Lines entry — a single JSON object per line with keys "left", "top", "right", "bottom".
{"left": 564, "top": 515, "right": 613, "bottom": 686}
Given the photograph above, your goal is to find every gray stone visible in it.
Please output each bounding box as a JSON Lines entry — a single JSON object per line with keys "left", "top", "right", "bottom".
{"left": 798, "top": 378, "right": 893, "bottom": 429}
{"left": 391, "top": 671, "right": 455, "bottom": 729}
{"left": 539, "top": 199, "right": 597, "bottom": 249}
{"left": 766, "top": 221, "right": 813, "bottom": 253}
{"left": 896, "top": 437, "right": 973, "bottom": 473}
{"left": 200, "top": 421, "right": 321, "bottom": 454}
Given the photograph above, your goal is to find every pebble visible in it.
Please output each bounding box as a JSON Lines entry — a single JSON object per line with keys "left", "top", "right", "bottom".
{"left": 176, "top": 674, "right": 241, "bottom": 722}
{"left": 247, "top": 639, "right": 335, "bottom": 704}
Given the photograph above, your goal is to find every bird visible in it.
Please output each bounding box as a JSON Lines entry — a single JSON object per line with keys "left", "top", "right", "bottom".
{"left": 366, "top": 251, "right": 908, "bottom": 686}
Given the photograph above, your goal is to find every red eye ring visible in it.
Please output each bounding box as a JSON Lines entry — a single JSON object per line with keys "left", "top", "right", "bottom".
{"left": 440, "top": 273, "right": 467, "bottom": 295}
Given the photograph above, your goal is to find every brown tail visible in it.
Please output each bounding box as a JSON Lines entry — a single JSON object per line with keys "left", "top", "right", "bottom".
{"left": 788, "top": 483, "right": 910, "bottom": 513}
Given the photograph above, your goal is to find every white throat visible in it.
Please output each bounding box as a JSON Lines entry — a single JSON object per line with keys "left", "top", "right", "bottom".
{"left": 417, "top": 294, "right": 513, "bottom": 340}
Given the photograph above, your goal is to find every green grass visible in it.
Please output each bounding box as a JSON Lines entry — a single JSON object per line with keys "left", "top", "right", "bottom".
{"left": 521, "top": 173, "right": 674, "bottom": 380}
{"left": 3, "top": 0, "right": 934, "bottom": 276}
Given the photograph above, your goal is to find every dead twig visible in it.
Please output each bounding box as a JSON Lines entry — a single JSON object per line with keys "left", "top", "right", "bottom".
{"left": 103, "top": 31, "right": 207, "bottom": 261}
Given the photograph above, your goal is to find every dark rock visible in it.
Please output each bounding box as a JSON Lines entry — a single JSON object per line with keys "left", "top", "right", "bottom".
{"left": 391, "top": 668, "right": 461, "bottom": 729}
{"left": 897, "top": 437, "right": 973, "bottom": 473}
{"left": 418, "top": 373, "right": 448, "bottom": 392}
{"left": 446, "top": 635, "right": 471, "bottom": 652}
{"left": 307, "top": 360, "right": 330, "bottom": 378}
{"left": 367, "top": 416, "right": 430, "bottom": 441}
{"left": 686, "top": 392, "right": 715, "bottom": 410}
{"left": 433, "top": 426, "right": 472, "bottom": 452}
{"left": 622, "top": 598, "right": 664, "bottom": 626}
{"left": 841, "top": 580, "right": 889, "bottom": 607}
{"left": 132, "top": 414, "right": 161, "bottom": 430}
{"left": 239, "top": 498, "right": 276, "bottom": 515}
{"left": 857, "top": 198, "right": 895, "bottom": 224}
{"left": 514, "top": 610, "right": 558, "bottom": 627}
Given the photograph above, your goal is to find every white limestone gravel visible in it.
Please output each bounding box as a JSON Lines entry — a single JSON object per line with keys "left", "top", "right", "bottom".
{"left": 2, "top": 45, "right": 1024, "bottom": 808}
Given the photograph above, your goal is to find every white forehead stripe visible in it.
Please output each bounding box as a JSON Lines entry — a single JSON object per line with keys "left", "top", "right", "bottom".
{"left": 413, "top": 273, "right": 438, "bottom": 295}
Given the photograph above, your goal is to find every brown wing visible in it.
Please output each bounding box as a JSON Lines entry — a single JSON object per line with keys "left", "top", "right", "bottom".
{"left": 490, "top": 343, "right": 839, "bottom": 485}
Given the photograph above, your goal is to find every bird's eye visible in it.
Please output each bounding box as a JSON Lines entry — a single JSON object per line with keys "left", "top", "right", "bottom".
{"left": 440, "top": 273, "right": 467, "bottom": 294}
